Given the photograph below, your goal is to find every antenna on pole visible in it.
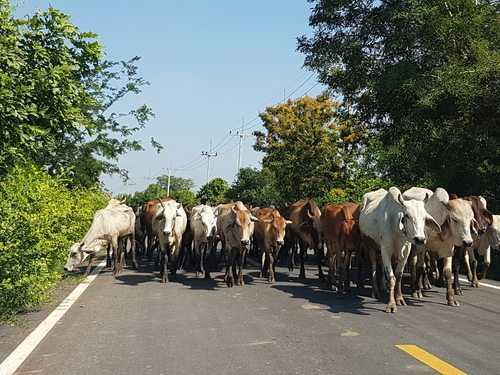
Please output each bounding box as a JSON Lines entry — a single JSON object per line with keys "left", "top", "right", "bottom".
{"left": 201, "top": 139, "right": 217, "bottom": 184}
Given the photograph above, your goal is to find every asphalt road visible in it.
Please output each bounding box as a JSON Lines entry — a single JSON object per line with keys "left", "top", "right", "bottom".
{"left": 4, "top": 257, "right": 500, "bottom": 375}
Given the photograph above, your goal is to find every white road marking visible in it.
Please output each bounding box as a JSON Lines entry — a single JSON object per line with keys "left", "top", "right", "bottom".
{"left": 0, "top": 261, "right": 106, "bottom": 375}
{"left": 341, "top": 330, "right": 360, "bottom": 337}
{"left": 458, "top": 278, "right": 500, "bottom": 290}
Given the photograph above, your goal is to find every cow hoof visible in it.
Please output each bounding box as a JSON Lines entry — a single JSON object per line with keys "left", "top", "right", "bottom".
{"left": 395, "top": 297, "right": 406, "bottom": 306}
{"left": 472, "top": 281, "right": 479, "bottom": 288}
{"left": 467, "top": 272, "right": 473, "bottom": 282}
{"left": 385, "top": 303, "right": 397, "bottom": 313}
{"left": 447, "top": 300, "right": 460, "bottom": 307}
{"left": 454, "top": 288, "right": 463, "bottom": 296}
{"left": 412, "top": 291, "right": 423, "bottom": 299}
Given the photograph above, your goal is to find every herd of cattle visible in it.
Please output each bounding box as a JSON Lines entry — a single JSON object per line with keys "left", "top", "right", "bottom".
{"left": 64, "top": 186, "right": 500, "bottom": 313}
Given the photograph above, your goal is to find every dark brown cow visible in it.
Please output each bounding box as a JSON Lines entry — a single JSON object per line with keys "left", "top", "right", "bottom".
{"left": 287, "top": 199, "right": 324, "bottom": 280}
{"left": 321, "top": 202, "right": 360, "bottom": 293}
{"left": 253, "top": 208, "right": 292, "bottom": 283}
{"left": 141, "top": 199, "right": 159, "bottom": 258}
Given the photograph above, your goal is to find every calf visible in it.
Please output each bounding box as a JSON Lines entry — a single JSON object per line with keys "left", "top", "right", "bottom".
{"left": 321, "top": 202, "right": 360, "bottom": 293}
{"left": 253, "top": 208, "right": 292, "bottom": 283}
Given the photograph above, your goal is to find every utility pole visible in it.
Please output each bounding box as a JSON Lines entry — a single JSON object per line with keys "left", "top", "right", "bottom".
{"left": 166, "top": 168, "right": 171, "bottom": 197}
{"left": 201, "top": 139, "right": 217, "bottom": 184}
{"left": 232, "top": 117, "right": 252, "bottom": 176}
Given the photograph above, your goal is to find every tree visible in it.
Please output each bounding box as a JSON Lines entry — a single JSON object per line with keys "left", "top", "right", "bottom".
{"left": 0, "top": 2, "right": 160, "bottom": 187}
{"left": 125, "top": 183, "right": 166, "bottom": 206}
{"left": 197, "top": 178, "right": 229, "bottom": 205}
{"left": 254, "top": 96, "right": 365, "bottom": 204}
{"left": 171, "top": 189, "right": 197, "bottom": 206}
{"left": 298, "top": 0, "right": 500, "bottom": 208}
{"left": 156, "top": 175, "right": 194, "bottom": 193}
{"left": 226, "top": 167, "right": 281, "bottom": 207}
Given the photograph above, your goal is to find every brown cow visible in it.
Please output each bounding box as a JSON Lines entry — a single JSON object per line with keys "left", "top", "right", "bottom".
{"left": 287, "top": 199, "right": 324, "bottom": 280}
{"left": 321, "top": 202, "right": 360, "bottom": 293}
{"left": 141, "top": 199, "right": 160, "bottom": 259}
{"left": 253, "top": 208, "right": 292, "bottom": 283}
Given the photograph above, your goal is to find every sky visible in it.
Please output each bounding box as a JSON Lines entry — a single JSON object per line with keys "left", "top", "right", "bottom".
{"left": 15, "top": 1, "right": 324, "bottom": 194}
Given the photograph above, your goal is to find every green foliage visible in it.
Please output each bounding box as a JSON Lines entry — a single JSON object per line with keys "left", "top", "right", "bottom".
{"left": 298, "top": 0, "right": 500, "bottom": 210}
{"left": 254, "top": 96, "right": 365, "bottom": 204}
{"left": 171, "top": 189, "right": 197, "bottom": 206}
{"left": 0, "top": 2, "right": 158, "bottom": 187}
{"left": 197, "top": 178, "right": 229, "bottom": 205}
{"left": 125, "top": 183, "right": 166, "bottom": 206}
{"left": 0, "top": 164, "right": 107, "bottom": 319}
{"left": 226, "top": 167, "right": 282, "bottom": 207}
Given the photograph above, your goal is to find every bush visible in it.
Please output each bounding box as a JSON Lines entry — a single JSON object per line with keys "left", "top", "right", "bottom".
{"left": 0, "top": 164, "right": 107, "bottom": 319}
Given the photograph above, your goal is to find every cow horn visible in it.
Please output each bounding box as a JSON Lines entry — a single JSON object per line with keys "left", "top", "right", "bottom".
{"left": 119, "top": 198, "right": 126, "bottom": 204}
{"left": 397, "top": 192, "right": 406, "bottom": 207}
{"left": 307, "top": 209, "right": 314, "bottom": 219}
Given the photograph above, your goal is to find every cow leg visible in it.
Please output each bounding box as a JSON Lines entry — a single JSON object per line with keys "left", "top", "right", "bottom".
{"left": 380, "top": 246, "right": 397, "bottom": 313}
{"left": 394, "top": 244, "right": 410, "bottom": 307}
{"left": 368, "top": 247, "right": 381, "bottom": 300}
{"left": 160, "top": 248, "right": 169, "bottom": 283}
{"left": 316, "top": 247, "right": 325, "bottom": 281}
{"left": 412, "top": 248, "right": 425, "bottom": 299}
{"left": 111, "top": 237, "right": 120, "bottom": 276}
{"left": 409, "top": 246, "right": 417, "bottom": 296}
{"left": 224, "top": 247, "right": 234, "bottom": 288}
{"left": 325, "top": 241, "right": 335, "bottom": 290}
{"left": 268, "top": 249, "right": 275, "bottom": 283}
{"left": 452, "top": 249, "right": 463, "bottom": 296}
{"left": 343, "top": 250, "right": 352, "bottom": 294}
{"left": 443, "top": 256, "right": 459, "bottom": 306}
{"left": 478, "top": 247, "right": 490, "bottom": 281}
{"left": 106, "top": 244, "right": 112, "bottom": 268}
{"left": 237, "top": 248, "right": 246, "bottom": 286}
{"left": 356, "top": 248, "right": 365, "bottom": 290}
{"left": 298, "top": 240, "right": 306, "bottom": 280}
{"left": 464, "top": 248, "right": 473, "bottom": 282}
{"left": 130, "top": 234, "right": 138, "bottom": 270}
{"left": 85, "top": 254, "right": 94, "bottom": 276}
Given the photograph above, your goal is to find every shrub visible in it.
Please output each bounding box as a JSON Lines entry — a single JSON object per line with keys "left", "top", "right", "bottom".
{"left": 0, "top": 164, "right": 107, "bottom": 318}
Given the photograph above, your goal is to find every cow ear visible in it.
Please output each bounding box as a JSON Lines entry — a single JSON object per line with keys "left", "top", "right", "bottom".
{"left": 423, "top": 192, "right": 430, "bottom": 204}
{"left": 398, "top": 212, "right": 405, "bottom": 231}
{"left": 425, "top": 216, "right": 441, "bottom": 234}
{"left": 397, "top": 193, "right": 406, "bottom": 207}
{"left": 155, "top": 206, "right": 164, "bottom": 219}
{"left": 482, "top": 209, "right": 493, "bottom": 226}
{"left": 439, "top": 216, "right": 451, "bottom": 240}
{"left": 285, "top": 220, "right": 293, "bottom": 225}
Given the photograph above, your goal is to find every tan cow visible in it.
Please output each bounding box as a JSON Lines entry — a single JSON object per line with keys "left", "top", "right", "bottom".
{"left": 216, "top": 201, "right": 259, "bottom": 287}
{"left": 253, "top": 208, "right": 292, "bottom": 283}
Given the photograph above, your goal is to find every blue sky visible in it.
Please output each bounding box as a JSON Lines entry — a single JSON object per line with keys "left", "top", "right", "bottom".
{"left": 15, "top": 1, "right": 323, "bottom": 194}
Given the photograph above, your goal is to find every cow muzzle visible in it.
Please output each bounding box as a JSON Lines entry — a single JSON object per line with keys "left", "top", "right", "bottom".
{"left": 241, "top": 240, "right": 250, "bottom": 246}
{"left": 462, "top": 240, "right": 473, "bottom": 247}
{"left": 277, "top": 240, "right": 284, "bottom": 246}
{"left": 413, "top": 236, "right": 425, "bottom": 246}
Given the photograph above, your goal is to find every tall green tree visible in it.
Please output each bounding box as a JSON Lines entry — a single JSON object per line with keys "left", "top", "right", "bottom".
{"left": 197, "top": 178, "right": 229, "bottom": 205}
{"left": 298, "top": 0, "right": 500, "bottom": 207}
{"left": 254, "top": 96, "right": 365, "bottom": 203}
{"left": 0, "top": 2, "right": 160, "bottom": 187}
{"left": 226, "top": 167, "right": 281, "bottom": 207}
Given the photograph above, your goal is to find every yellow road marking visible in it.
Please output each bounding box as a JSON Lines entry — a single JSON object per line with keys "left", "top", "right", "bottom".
{"left": 396, "top": 345, "right": 467, "bottom": 375}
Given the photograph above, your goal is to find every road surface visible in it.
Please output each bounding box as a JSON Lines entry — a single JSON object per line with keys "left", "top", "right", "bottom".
{"left": 2, "top": 258, "right": 500, "bottom": 375}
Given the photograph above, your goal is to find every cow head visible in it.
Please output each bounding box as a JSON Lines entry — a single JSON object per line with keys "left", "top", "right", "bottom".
{"left": 465, "top": 196, "right": 493, "bottom": 236}
{"left": 298, "top": 200, "right": 322, "bottom": 250}
{"left": 193, "top": 205, "right": 217, "bottom": 239}
{"left": 395, "top": 192, "right": 441, "bottom": 246}
{"left": 230, "top": 204, "right": 260, "bottom": 248}
{"left": 155, "top": 200, "right": 183, "bottom": 237}
{"left": 440, "top": 199, "right": 475, "bottom": 247}
{"left": 489, "top": 215, "right": 500, "bottom": 251}
{"left": 64, "top": 243, "right": 85, "bottom": 272}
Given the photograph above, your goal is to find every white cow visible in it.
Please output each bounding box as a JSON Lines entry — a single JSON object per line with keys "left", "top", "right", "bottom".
{"left": 359, "top": 187, "right": 441, "bottom": 313}
{"left": 465, "top": 214, "right": 500, "bottom": 286}
{"left": 64, "top": 204, "right": 136, "bottom": 275}
{"left": 404, "top": 187, "right": 475, "bottom": 306}
{"left": 153, "top": 198, "right": 187, "bottom": 283}
{"left": 190, "top": 204, "right": 217, "bottom": 279}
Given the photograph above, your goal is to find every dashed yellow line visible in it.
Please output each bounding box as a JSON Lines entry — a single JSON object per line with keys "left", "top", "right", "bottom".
{"left": 396, "top": 345, "right": 467, "bottom": 375}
